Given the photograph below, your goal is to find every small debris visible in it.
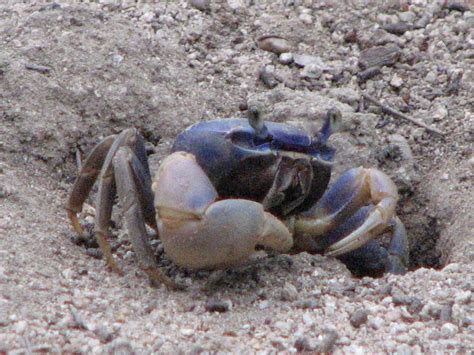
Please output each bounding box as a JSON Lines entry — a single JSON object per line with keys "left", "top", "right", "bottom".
{"left": 106, "top": 338, "right": 135, "bottom": 355}
{"left": 294, "top": 337, "right": 314, "bottom": 352}
{"left": 362, "top": 93, "right": 445, "bottom": 135}
{"left": 280, "top": 282, "right": 298, "bottom": 302}
{"left": 383, "top": 22, "right": 412, "bottom": 35}
{"left": 390, "top": 74, "right": 404, "bottom": 88}
{"left": 350, "top": 308, "right": 369, "bottom": 328}
{"left": 278, "top": 52, "right": 293, "bottom": 65}
{"left": 357, "top": 67, "right": 382, "bottom": 83}
{"left": 259, "top": 65, "right": 278, "bottom": 88}
{"left": 189, "top": 0, "right": 210, "bottom": 12}
{"left": 316, "top": 329, "right": 338, "bottom": 353}
{"left": 295, "top": 299, "right": 318, "bottom": 310}
{"left": 444, "top": 2, "right": 470, "bottom": 12}
{"left": 358, "top": 45, "right": 401, "bottom": 70}
{"left": 24, "top": 63, "right": 51, "bottom": 74}
{"left": 205, "top": 299, "right": 232, "bottom": 313}
{"left": 257, "top": 35, "right": 292, "bottom": 54}
{"left": 95, "top": 325, "right": 115, "bottom": 344}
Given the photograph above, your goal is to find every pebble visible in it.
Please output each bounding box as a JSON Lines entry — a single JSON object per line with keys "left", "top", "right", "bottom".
{"left": 189, "top": 0, "right": 210, "bottom": 12}
{"left": 204, "top": 299, "right": 232, "bottom": 313}
{"left": 259, "top": 65, "right": 278, "bottom": 88}
{"left": 280, "top": 282, "right": 298, "bottom": 302}
{"left": 180, "top": 328, "right": 194, "bottom": 337}
{"left": 440, "top": 323, "right": 458, "bottom": 338}
{"left": 358, "top": 45, "right": 401, "bottom": 69}
{"left": 398, "top": 11, "right": 417, "bottom": 24}
{"left": 105, "top": 338, "right": 135, "bottom": 355}
{"left": 300, "top": 64, "right": 322, "bottom": 79}
{"left": 390, "top": 73, "right": 404, "bottom": 88}
{"left": 95, "top": 325, "right": 114, "bottom": 344}
{"left": 430, "top": 103, "right": 448, "bottom": 121}
{"left": 369, "top": 316, "right": 384, "bottom": 330}
{"left": 294, "top": 337, "right": 314, "bottom": 352}
{"left": 257, "top": 35, "right": 292, "bottom": 54}
{"left": 318, "top": 329, "right": 338, "bottom": 352}
{"left": 278, "top": 52, "right": 293, "bottom": 65}
{"left": 295, "top": 299, "right": 318, "bottom": 310}
{"left": 350, "top": 308, "right": 369, "bottom": 328}
{"left": 14, "top": 320, "right": 27, "bottom": 334}
{"left": 454, "top": 291, "right": 471, "bottom": 305}
{"left": 273, "top": 321, "right": 291, "bottom": 332}
{"left": 299, "top": 13, "right": 313, "bottom": 25}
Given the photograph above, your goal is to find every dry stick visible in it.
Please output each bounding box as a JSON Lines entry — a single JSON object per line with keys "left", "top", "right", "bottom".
{"left": 361, "top": 93, "right": 445, "bottom": 136}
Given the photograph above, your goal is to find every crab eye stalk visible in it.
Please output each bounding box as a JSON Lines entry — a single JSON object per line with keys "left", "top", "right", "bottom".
{"left": 318, "top": 107, "right": 343, "bottom": 144}
{"left": 247, "top": 104, "right": 271, "bottom": 140}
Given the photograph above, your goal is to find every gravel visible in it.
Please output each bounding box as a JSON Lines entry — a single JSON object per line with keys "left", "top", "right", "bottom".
{"left": 0, "top": 0, "right": 472, "bottom": 353}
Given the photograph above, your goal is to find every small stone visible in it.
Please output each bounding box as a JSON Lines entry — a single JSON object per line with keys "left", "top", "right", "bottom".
{"left": 180, "top": 328, "right": 194, "bottom": 337}
{"left": 271, "top": 338, "right": 286, "bottom": 350}
{"left": 395, "top": 344, "right": 414, "bottom": 355}
{"left": 278, "top": 52, "right": 293, "bottom": 65}
{"left": 425, "top": 71, "right": 437, "bottom": 83}
{"left": 350, "top": 308, "right": 369, "bottom": 328}
{"left": 299, "top": 13, "right": 313, "bottom": 25}
{"left": 300, "top": 64, "right": 322, "bottom": 79}
{"left": 369, "top": 316, "right": 384, "bottom": 330}
{"left": 95, "top": 325, "right": 114, "bottom": 344}
{"left": 205, "top": 299, "right": 231, "bottom": 313}
{"left": 384, "top": 22, "right": 412, "bottom": 35}
{"left": 398, "top": 11, "right": 416, "bottom": 24}
{"left": 294, "top": 337, "right": 314, "bottom": 352}
{"left": 358, "top": 45, "right": 401, "bottom": 69}
{"left": 274, "top": 321, "right": 291, "bottom": 332}
{"left": 317, "top": 329, "right": 338, "bottom": 353}
{"left": 257, "top": 35, "right": 292, "bottom": 54}
{"left": 440, "top": 323, "right": 458, "bottom": 338}
{"left": 357, "top": 67, "right": 382, "bottom": 82}
{"left": 295, "top": 299, "right": 318, "bottom": 310}
{"left": 140, "top": 11, "right": 155, "bottom": 23}
{"left": 189, "top": 0, "right": 210, "bottom": 12}
{"left": 14, "top": 320, "right": 27, "bottom": 334}
{"left": 280, "top": 282, "right": 298, "bottom": 302}
{"left": 259, "top": 65, "right": 278, "bottom": 89}
{"left": 454, "top": 291, "right": 471, "bottom": 305}
{"left": 106, "top": 338, "right": 135, "bottom": 355}
{"left": 390, "top": 73, "right": 404, "bottom": 88}
{"left": 430, "top": 103, "right": 448, "bottom": 122}
{"left": 440, "top": 304, "right": 453, "bottom": 323}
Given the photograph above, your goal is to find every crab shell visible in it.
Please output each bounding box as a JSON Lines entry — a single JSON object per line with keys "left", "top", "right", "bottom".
{"left": 171, "top": 118, "right": 335, "bottom": 217}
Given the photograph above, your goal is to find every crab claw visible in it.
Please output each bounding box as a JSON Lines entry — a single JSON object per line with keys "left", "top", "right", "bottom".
{"left": 293, "top": 167, "right": 399, "bottom": 257}
{"left": 153, "top": 152, "right": 293, "bottom": 269}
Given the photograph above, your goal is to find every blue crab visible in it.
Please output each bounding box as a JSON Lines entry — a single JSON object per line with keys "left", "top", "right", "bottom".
{"left": 66, "top": 106, "right": 408, "bottom": 289}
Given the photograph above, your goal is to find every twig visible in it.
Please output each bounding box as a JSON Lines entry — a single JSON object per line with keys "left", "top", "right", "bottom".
{"left": 24, "top": 63, "right": 51, "bottom": 74}
{"left": 361, "top": 93, "right": 445, "bottom": 136}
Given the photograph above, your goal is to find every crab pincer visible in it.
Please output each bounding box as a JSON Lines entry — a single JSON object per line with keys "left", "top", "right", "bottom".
{"left": 153, "top": 151, "right": 293, "bottom": 269}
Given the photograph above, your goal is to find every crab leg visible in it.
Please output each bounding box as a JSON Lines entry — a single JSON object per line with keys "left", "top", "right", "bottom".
{"left": 293, "top": 167, "right": 399, "bottom": 257}
{"left": 113, "top": 147, "right": 184, "bottom": 290}
{"left": 153, "top": 152, "right": 293, "bottom": 269}
{"left": 67, "top": 134, "right": 116, "bottom": 237}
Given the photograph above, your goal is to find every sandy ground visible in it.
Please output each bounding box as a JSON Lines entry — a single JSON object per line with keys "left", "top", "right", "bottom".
{"left": 0, "top": 0, "right": 473, "bottom": 353}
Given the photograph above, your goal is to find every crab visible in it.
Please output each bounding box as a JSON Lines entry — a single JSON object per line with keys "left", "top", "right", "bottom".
{"left": 66, "top": 106, "right": 409, "bottom": 289}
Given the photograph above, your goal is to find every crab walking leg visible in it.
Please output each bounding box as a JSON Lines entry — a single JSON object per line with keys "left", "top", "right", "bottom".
{"left": 66, "top": 135, "right": 116, "bottom": 237}
{"left": 293, "top": 167, "right": 398, "bottom": 257}
{"left": 113, "top": 147, "right": 183, "bottom": 290}
{"left": 153, "top": 152, "right": 293, "bottom": 269}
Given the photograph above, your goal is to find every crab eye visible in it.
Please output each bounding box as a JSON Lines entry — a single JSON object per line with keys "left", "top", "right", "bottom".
{"left": 318, "top": 107, "right": 343, "bottom": 144}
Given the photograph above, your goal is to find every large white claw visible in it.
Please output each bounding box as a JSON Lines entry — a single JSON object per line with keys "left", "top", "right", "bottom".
{"left": 153, "top": 152, "right": 293, "bottom": 269}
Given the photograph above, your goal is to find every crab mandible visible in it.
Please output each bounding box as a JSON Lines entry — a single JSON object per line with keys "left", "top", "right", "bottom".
{"left": 66, "top": 106, "right": 408, "bottom": 289}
